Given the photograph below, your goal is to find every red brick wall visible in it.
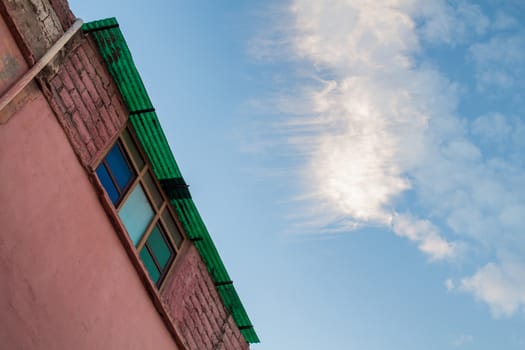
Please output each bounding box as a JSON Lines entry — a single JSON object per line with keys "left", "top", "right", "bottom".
{"left": 162, "top": 244, "right": 250, "bottom": 350}
{"left": 44, "top": 37, "right": 128, "bottom": 167}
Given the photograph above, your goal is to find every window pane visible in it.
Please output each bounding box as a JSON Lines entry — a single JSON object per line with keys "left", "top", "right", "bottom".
{"left": 118, "top": 185, "right": 154, "bottom": 246}
{"left": 147, "top": 225, "right": 172, "bottom": 269}
{"left": 139, "top": 248, "right": 160, "bottom": 284}
{"left": 144, "top": 171, "right": 163, "bottom": 209}
{"left": 122, "top": 129, "right": 145, "bottom": 170}
{"left": 96, "top": 164, "right": 119, "bottom": 204}
{"left": 106, "top": 143, "right": 134, "bottom": 191}
{"left": 162, "top": 208, "right": 183, "bottom": 248}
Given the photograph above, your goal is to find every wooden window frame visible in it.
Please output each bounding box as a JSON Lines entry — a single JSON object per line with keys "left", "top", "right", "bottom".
{"left": 95, "top": 124, "right": 185, "bottom": 288}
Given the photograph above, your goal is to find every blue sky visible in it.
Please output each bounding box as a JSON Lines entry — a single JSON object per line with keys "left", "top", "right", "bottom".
{"left": 70, "top": 1, "right": 525, "bottom": 349}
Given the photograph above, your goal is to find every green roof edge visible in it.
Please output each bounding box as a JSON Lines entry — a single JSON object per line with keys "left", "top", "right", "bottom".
{"left": 83, "top": 18, "right": 259, "bottom": 344}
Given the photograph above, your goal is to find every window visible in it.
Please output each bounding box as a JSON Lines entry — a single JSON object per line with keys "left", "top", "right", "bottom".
{"left": 96, "top": 126, "right": 184, "bottom": 287}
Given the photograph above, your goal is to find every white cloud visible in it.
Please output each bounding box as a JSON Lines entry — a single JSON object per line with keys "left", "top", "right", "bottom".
{"left": 282, "top": 0, "right": 475, "bottom": 259}
{"left": 287, "top": 0, "right": 421, "bottom": 74}
{"left": 254, "top": 0, "right": 525, "bottom": 317}
{"left": 392, "top": 213, "right": 457, "bottom": 261}
{"left": 460, "top": 260, "right": 525, "bottom": 317}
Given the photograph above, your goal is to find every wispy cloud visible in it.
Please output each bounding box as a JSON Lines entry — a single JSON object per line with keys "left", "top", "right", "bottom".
{"left": 445, "top": 278, "right": 455, "bottom": 292}
{"left": 453, "top": 334, "right": 474, "bottom": 347}
{"left": 411, "top": 1, "right": 489, "bottom": 45}
{"left": 276, "top": 0, "right": 470, "bottom": 258}
{"left": 469, "top": 31, "right": 525, "bottom": 91}
{"left": 252, "top": 0, "right": 525, "bottom": 316}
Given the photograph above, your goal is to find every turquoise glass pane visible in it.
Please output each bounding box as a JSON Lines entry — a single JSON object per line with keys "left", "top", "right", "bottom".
{"left": 147, "top": 225, "right": 172, "bottom": 269}
{"left": 118, "top": 185, "right": 154, "bottom": 246}
{"left": 139, "top": 248, "right": 160, "bottom": 284}
{"left": 96, "top": 164, "right": 119, "bottom": 204}
{"left": 106, "top": 143, "right": 133, "bottom": 191}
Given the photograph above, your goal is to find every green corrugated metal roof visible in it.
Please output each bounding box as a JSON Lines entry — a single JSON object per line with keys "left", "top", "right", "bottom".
{"left": 83, "top": 18, "right": 259, "bottom": 344}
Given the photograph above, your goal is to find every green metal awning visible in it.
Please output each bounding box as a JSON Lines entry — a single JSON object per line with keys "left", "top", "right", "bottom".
{"left": 83, "top": 18, "right": 259, "bottom": 344}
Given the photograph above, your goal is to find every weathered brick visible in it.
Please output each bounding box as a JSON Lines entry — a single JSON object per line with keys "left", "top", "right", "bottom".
{"left": 86, "top": 140, "right": 97, "bottom": 157}
{"left": 48, "top": 0, "right": 75, "bottom": 29}
{"left": 70, "top": 51, "right": 83, "bottom": 73}
{"left": 201, "top": 328, "right": 213, "bottom": 350}
{"left": 223, "top": 332, "right": 234, "bottom": 350}
{"left": 80, "top": 88, "right": 115, "bottom": 145}
{"left": 69, "top": 111, "right": 91, "bottom": 145}
{"left": 80, "top": 92, "right": 105, "bottom": 145}
{"left": 65, "top": 59, "right": 86, "bottom": 93}
{"left": 60, "top": 63, "right": 75, "bottom": 91}
{"left": 57, "top": 87, "right": 75, "bottom": 113}
{"left": 102, "top": 98, "right": 118, "bottom": 127}
{"left": 207, "top": 309, "right": 222, "bottom": 342}
{"left": 80, "top": 90, "right": 99, "bottom": 118}
{"left": 50, "top": 76, "right": 63, "bottom": 90}
{"left": 110, "top": 94, "right": 128, "bottom": 123}
{"left": 69, "top": 89, "right": 89, "bottom": 124}
{"left": 80, "top": 70, "right": 102, "bottom": 107}
{"left": 97, "top": 67, "right": 112, "bottom": 88}
{"left": 76, "top": 45, "right": 97, "bottom": 80}
{"left": 95, "top": 120, "right": 109, "bottom": 145}
{"left": 225, "top": 324, "right": 241, "bottom": 350}
{"left": 85, "top": 40, "right": 112, "bottom": 88}
{"left": 201, "top": 314, "right": 216, "bottom": 342}
{"left": 161, "top": 245, "right": 250, "bottom": 350}
{"left": 92, "top": 73, "right": 112, "bottom": 107}
{"left": 182, "top": 328, "right": 198, "bottom": 350}
{"left": 69, "top": 89, "right": 104, "bottom": 151}
{"left": 92, "top": 132, "right": 105, "bottom": 151}
{"left": 189, "top": 307, "right": 207, "bottom": 347}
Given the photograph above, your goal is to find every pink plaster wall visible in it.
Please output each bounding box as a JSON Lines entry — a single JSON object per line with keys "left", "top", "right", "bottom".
{"left": 0, "top": 9, "right": 28, "bottom": 96}
{"left": 0, "top": 16, "right": 179, "bottom": 348}
{"left": 1, "top": 4, "right": 252, "bottom": 349}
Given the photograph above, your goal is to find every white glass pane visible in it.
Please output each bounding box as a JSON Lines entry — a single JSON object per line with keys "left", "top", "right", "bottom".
{"left": 118, "top": 184, "right": 154, "bottom": 246}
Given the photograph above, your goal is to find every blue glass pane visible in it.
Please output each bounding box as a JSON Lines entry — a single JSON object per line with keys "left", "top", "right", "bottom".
{"left": 118, "top": 185, "right": 154, "bottom": 246}
{"left": 96, "top": 164, "right": 119, "bottom": 204}
{"left": 139, "top": 248, "right": 160, "bottom": 284}
{"left": 147, "top": 225, "right": 172, "bottom": 269}
{"left": 106, "top": 143, "right": 134, "bottom": 191}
